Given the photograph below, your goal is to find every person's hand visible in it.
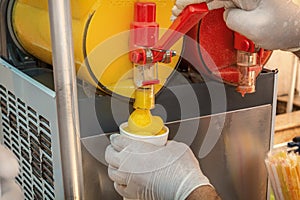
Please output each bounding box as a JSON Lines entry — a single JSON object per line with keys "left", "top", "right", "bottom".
{"left": 105, "top": 134, "right": 211, "bottom": 200}
{"left": 171, "top": 0, "right": 236, "bottom": 21}
{"left": 171, "top": 0, "right": 207, "bottom": 19}
{"left": 0, "top": 145, "right": 23, "bottom": 200}
{"left": 224, "top": 0, "right": 300, "bottom": 51}
{"left": 230, "top": 0, "right": 261, "bottom": 10}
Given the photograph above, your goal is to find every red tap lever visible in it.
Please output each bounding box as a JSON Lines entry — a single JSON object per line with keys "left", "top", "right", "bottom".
{"left": 130, "top": 3, "right": 209, "bottom": 65}
{"left": 155, "top": 3, "right": 209, "bottom": 50}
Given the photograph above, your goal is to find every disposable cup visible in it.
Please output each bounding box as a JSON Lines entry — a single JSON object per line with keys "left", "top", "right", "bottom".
{"left": 119, "top": 122, "right": 169, "bottom": 200}
{"left": 119, "top": 122, "right": 169, "bottom": 146}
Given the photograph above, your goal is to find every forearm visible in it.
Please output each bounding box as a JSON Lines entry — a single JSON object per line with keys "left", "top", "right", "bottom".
{"left": 186, "top": 185, "right": 221, "bottom": 200}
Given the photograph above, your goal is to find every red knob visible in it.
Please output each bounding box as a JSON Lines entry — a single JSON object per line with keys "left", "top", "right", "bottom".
{"left": 134, "top": 2, "right": 156, "bottom": 22}
{"left": 130, "top": 2, "right": 159, "bottom": 47}
{"left": 130, "top": 49, "right": 146, "bottom": 64}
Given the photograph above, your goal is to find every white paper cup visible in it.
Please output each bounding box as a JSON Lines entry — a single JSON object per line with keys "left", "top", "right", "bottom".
{"left": 119, "top": 122, "right": 169, "bottom": 200}
{"left": 119, "top": 122, "right": 169, "bottom": 146}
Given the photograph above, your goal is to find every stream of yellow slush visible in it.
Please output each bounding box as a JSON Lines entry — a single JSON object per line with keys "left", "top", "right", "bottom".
{"left": 124, "top": 89, "right": 165, "bottom": 136}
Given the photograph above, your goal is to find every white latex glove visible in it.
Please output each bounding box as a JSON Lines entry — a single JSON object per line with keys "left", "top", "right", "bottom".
{"left": 0, "top": 145, "right": 23, "bottom": 200}
{"left": 105, "top": 134, "right": 211, "bottom": 200}
{"left": 230, "top": 0, "right": 260, "bottom": 10}
{"left": 224, "top": 0, "right": 300, "bottom": 51}
{"left": 171, "top": 0, "right": 235, "bottom": 21}
{"left": 171, "top": 0, "right": 206, "bottom": 18}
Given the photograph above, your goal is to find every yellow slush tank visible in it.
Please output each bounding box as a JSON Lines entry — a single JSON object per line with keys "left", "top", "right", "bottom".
{"left": 10, "top": 0, "right": 182, "bottom": 98}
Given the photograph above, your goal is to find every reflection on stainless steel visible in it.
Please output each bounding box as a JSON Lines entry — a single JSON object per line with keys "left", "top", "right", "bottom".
{"left": 81, "top": 138, "right": 122, "bottom": 200}
{"left": 188, "top": 105, "right": 271, "bottom": 200}
{"left": 81, "top": 105, "right": 272, "bottom": 200}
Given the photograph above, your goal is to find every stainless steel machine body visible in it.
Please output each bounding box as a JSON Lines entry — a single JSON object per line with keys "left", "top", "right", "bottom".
{"left": 79, "top": 69, "right": 277, "bottom": 200}
{"left": 0, "top": 59, "right": 278, "bottom": 200}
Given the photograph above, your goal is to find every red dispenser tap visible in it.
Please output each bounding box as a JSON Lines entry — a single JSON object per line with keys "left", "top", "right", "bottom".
{"left": 130, "top": 2, "right": 209, "bottom": 87}
{"left": 234, "top": 32, "right": 265, "bottom": 96}
{"left": 184, "top": 8, "right": 272, "bottom": 97}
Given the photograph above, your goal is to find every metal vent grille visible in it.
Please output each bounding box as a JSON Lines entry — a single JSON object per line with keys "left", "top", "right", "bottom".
{"left": 0, "top": 84, "right": 55, "bottom": 200}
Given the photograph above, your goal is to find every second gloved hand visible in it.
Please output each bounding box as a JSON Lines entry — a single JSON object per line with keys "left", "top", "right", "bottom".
{"left": 0, "top": 145, "right": 23, "bottom": 200}
{"left": 224, "top": 0, "right": 300, "bottom": 51}
{"left": 171, "top": 0, "right": 207, "bottom": 18}
{"left": 171, "top": 0, "right": 247, "bottom": 21}
{"left": 105, "top": 134, "right": 211, "bottom": 200}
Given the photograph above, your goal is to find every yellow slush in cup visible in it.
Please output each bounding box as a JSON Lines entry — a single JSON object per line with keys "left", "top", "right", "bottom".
{"left": 119, "top": 122, "right": 169, "bottom": 146}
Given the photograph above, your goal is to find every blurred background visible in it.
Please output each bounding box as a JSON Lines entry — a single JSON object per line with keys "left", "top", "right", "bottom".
{"left": 266, "top": 50, "right": 300, "bottom": 145}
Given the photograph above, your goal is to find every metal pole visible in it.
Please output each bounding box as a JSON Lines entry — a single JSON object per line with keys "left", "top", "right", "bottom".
{"left": 47, "top": 0, "right": 84, "bottom": 199}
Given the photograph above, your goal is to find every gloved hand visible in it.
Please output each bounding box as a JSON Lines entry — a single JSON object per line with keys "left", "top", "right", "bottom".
{"left": 0, "top": 145, "right": 23, "bottom": 200}
{"left": 171, "top": 0, "right": 236, "bottom": 20}
{"left": 105, "top": 134, "right": 211, "bottom": 200}
{"left": 224, "top": 0, "right": 300, "bottom": 51}
{"left": 171, "top": 0, "right": 206, "bottom": 18}
{"left": 230, "top": 0, "right": 261, "bottom": 10}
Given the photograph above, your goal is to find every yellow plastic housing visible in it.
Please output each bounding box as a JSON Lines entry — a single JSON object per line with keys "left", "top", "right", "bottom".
{"left": 11, "top": 0, "right": 182, "bottom": 98}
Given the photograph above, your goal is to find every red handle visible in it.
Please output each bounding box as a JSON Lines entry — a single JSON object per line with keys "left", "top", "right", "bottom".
{"left": 154, "top": 3, "right": 209, "bottom": 50}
